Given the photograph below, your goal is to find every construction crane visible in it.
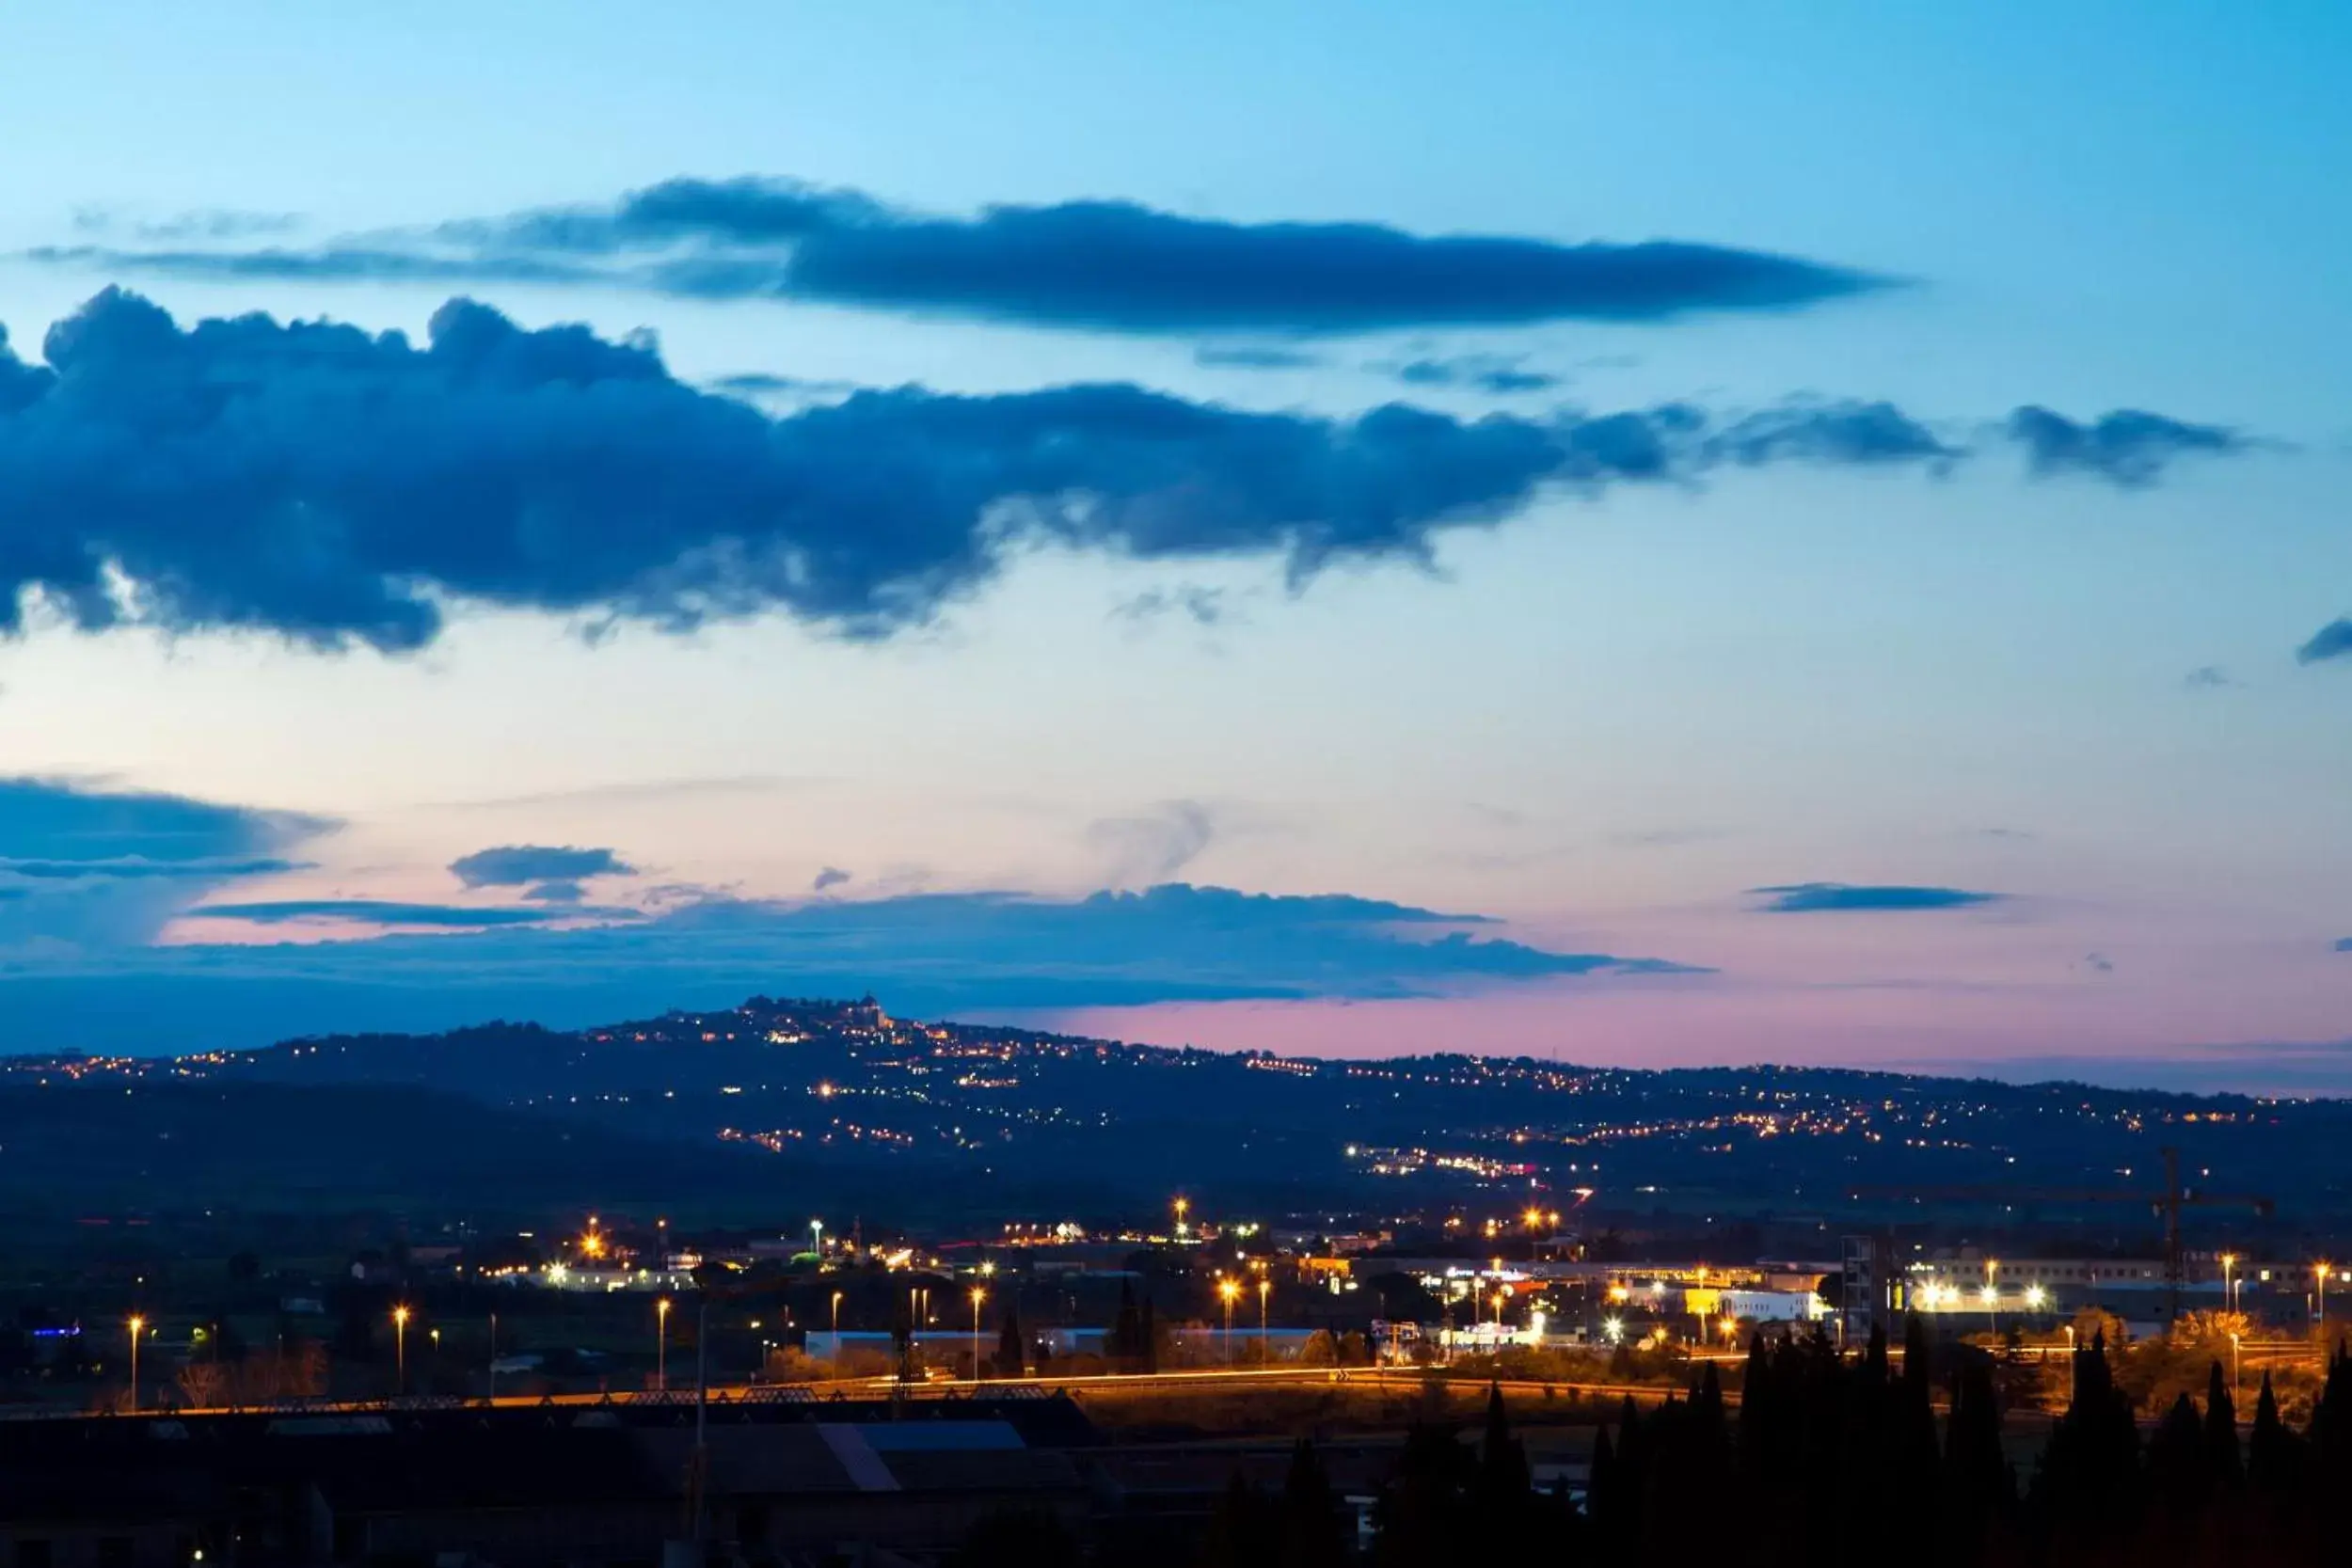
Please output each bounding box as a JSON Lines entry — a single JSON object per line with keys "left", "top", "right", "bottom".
{"left": 1848, "top": 1146, "right": 2274, "bottom": 1321}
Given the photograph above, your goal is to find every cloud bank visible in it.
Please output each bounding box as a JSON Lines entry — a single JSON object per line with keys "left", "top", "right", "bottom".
{"left": 0, "top": 880, "right": 1704, "bottom": 1053}
{"left": 1750, "top": 882, "right": 2003, "bottom": 912}
{"left": 0, "top": 292, "right": 2247, "bottom": 656}
{"left": 0, "top": 778, "right": 327, "bottom": 950}
{"left": 37, "top": 175, "right": 1883, "bottom": 336}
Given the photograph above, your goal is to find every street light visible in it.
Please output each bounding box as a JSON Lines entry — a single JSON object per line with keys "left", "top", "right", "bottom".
{"left": 127, "top": 1315, "right": 145, "bottom": 1413}
{"left": 657, "top": 1297, "right": 672, "bottom": 1391}
{"left": 1257, "top": 1277, "right": 1271, "bottom": 1365}
{"left": 2220, "top": 1253, "right": 2238, "bottom": 1313}
{"left": 810, "top": 1219, "right": 824, "bottom": 1258}
{"left": 832, "top": 1290, "right": 844, "bottom": 1336}
{"left": 1217, "top": 1278, "right": 1241, "bottom": 1365}
{"left": 969, "top": 1287, "right": 987, "bottom": 1383}
{"left": 2318, "top": 1261, "right": 2332, "bottom": 1330}
{"left": 393, "top": 1306, "right": 411, "bottom": 1395}
{"left": 1174, "top": 1196, "right": 1190, "bottom": 1238}
{"left": 2232, "top": 1331, "right": 2243, "bottom": 1405}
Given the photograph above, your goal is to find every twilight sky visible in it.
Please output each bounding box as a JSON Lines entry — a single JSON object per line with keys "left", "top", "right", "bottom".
{"left": 0, "top": 1, "right": 2347, "bottom": 1089}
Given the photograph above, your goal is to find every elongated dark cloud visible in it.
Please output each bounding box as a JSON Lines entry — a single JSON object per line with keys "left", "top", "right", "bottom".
{"left": 450, "top": 844, "right": 633, "bottom": 887}
{"left": 2296, "top": 619, "right": 2352, "bottom": 665}
{"left": 2005, "top": 406, "right": 2247, "bottom": 486}
{"left": 0, "top": 291, "right": 2244, "bottom": 654}
{"left": 195, "top": 898, "right": 605, "bottom": 927}
{"left": 1196, "top": 345, "right": 1323, "bottom": 371}
{"left": 1750, "top": 882, "right": 2003, "bottom": 912}
{"left": 36, "top": 175, "right": 1883, "bottom": 336}
{"left": 2334, "top": 938, "right": 2350, "bottom": 953}
{"left": 1386, "top": 354, "right": 1562, "bottom": 395}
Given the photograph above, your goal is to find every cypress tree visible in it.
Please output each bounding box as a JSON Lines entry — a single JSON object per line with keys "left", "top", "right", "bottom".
{"left": 2147, "top": 1391, "right": 2209, "bottom": 1514}
{"left": 2203, "top": 1359, "right": 2243, "bottom": 1489}
{"left": 1279, "top": 1438, "right": 1346, "bottom": 1568}
{"left": 2248, "top": 1370, "right": 2300, "bottom": 1497}
{"left": 1478, "top": 1383, "right": 1532, "bottom": 1503}
{"left": 1111, "top": 1281, "right": 1140, "bottom": 1367}
{"left": 994, "top": 1301, "right": 1025, "bottom": 1379}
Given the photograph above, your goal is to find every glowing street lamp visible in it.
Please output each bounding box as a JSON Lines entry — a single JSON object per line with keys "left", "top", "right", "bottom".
{"left": 393, "top": 1306, "right": 411, "bottom": 1395}
{"left": 127, "top": 1315, "right": 145, "bottom": 1413}
{"left": 832, "top": 1290, "right": 844, "bottom": 1335}
{"left": 1218, "top": 1278, "right": 1242, "bottom": 1365}
{"left": 2220, "top": 1253, "right": 2239, "bottom": 1313}
{"left": 656, "top": 1297, "right": 672, "bottom": 1391}
{"left": 1173, "top": 1196, "right": 1190, "bottom": 1239}
{"left": 1603, "top": 1316, "right": 1624, "bottom": 1344}
{"left": 2024, "top": 1285, "right": 2047, "bottom": 1311}
{"left": 1257, "top": 1277, "right": 1271, "bottom": 1364}
{"left": 2319, "top": 1261, "right": 2333, "bottom": 1330}
{"left": 970, "top": 1287, "right": 987, "bottom": 1383}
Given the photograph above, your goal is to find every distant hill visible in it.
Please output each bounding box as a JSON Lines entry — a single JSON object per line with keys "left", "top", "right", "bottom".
{"left": 6, "top": 994, "right": 2348, "bottom": 1231}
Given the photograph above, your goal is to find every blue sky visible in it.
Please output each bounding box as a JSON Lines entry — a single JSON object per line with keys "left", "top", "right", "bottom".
{"left": 0, "top": 1, "right": 2346, "bottom": 1086}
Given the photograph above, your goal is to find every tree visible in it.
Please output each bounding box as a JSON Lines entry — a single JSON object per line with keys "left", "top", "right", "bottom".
{"left": 1279, "top": 1440, "right": 1347, "bottom": 1568}
{"left": 2249, "top": 1370, "right": 2302, "bottom": 1496}
{"left": 2204, "top": 1359, "right": 2243, "bottom": 1490}
{"left": 993, "top": 1301, "right": 1025, "bottom": 1379}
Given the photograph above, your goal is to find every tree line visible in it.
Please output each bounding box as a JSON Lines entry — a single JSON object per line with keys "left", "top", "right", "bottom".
{"left": 955, "top": 1317, "right": 2352, "bottom": 1566}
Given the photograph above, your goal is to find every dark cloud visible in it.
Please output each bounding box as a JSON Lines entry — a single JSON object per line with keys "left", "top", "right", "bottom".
{"left": 449, "top": 844, "right": 633, "bottom": 888}
{"left": 812, "top": 866, "right": 852, "bottom": 893}
{"left": 2183, "top": 664, "right": 2237, "bottom": 689}
{"left": 1112, "top": 585, "right": 1231, "bottom": 628}
{"left": 1712, "top": 399, "right": 1960, "bottom": 467}
{"left": 0, "top": 778, "right": 328, "bottom": 949}
{"left": 0, "top": 292, "right": 2245, "bottom": 656}
{"left": 2083, "top": 952, "right": 2115, "bottom": 974}
{"left": 0, "top": 776, "right": 324, "bottom": 865}
{"left": 1749, "top": 882, "right": 2003, "bottom": 912}
{"left": 40, "top": 175, "right": 1884, "bottom": 337}
{"left": 1086, "top": 801, "right": 1216, "bottom": 888}
{"left": 1195, "top": 345, "right": 1323, "bottom": 371}
{"left": 2004, "top": 406, "right": 2248, "bottom": 487}
{"left": 1385, "top": 354, "right": 1561, "bottom": 395}
{"left": 193, "top": 899, "right": 617, "bottom": 927}
{"left": 2296, "top": 619, "right": 2352, "bottom": 665}
{"left": 2336, "top": 938, "right": 2352, "bottom": 953}
{"left": 521, "top": 879, "right": 586, "bottom": 904}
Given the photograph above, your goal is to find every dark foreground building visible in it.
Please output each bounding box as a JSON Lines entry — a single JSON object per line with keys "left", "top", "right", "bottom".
{"left": 0, "top": 1392, "right": 1096, "bottom": 1568}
